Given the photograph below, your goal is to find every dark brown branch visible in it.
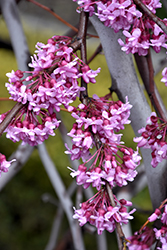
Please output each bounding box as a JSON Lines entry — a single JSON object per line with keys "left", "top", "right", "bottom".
{"left": 133, "top": 0, "right": 167, "bottom": 35}
{"left": 77, "top": 11, "right": 89, "bottom": 103}
{"left": 27, "top": 0, "right": 78, "bottom": 33}
{"left": 134, "top": 52, "right": 167, "bottom": 121}
{"left": 146, "top": 50, "right": 167, "bottom": 121}
{"left": 27, "top": 0, "right": 98, "bottom": 38}
{"left": 106, "top": 183, "right": 126, "bottom": 250}
{"left": 0, "top": 102, "right": 24, "bottom": 137}
{"left": 87, "top": 44, "right": 102, "bottom": 65}
{"left": 146, "top": 49, "right": 165, "bottom": 120}
{"left": 134, "top": 53, "right": 167, "bottom": 120}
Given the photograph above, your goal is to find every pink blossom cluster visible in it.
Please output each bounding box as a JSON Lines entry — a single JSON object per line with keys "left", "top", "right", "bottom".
{"left": 73, "top": 0, "right": 167, "bottom": 56}
{"left": 0, "top": 153, "right": 16, "bottom": 176}
{"left": 127, "top": 227, "right": 155, "bottom": 249}
{"left": 0, "top": 111, "right": 60, "bottom": 146}
{"left": 127, "top": 202, "right": 167, "bottom": 249}
{"left": 118, "top": 19, "right": 167, "bottom": 56}
{"left": 67, "top": 96, "right": 141, "bottom": 190}
{"left": 73, "top": 188, "right": 136, "bottom": 234}
{"left": 6, "top": 36, "right": 100, "bottom": 112}
{"left": 154, "top": 226, "right": 167, "bottom": 250}
{"left": 74, "top": 0, "right": 142, "bottom": 30}
{"left": 134, "top": 112, "right": 167, "bottom": 168}
{"left": 67, "top": 95, "right": 140, "bottom": 234}
{"left": 154, "top": 228, "right": 167, "bottom": 250}
{"left": 1, "top": 36, "right": 100, "bottom": 146}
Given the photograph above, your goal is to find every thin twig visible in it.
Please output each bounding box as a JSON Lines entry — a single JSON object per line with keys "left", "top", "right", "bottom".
{"left": 0, "top": 102, "right": 24, "bottom": 138}
{"left": 0, "top": 34, "right": 85, "bottom": 138}
{"left": 0, "top": 97, "right": 11, "bottom": 101}
{"left": 0, "top": 0, "right": 30, "bottom": 70}
{"left": 27, "top": 0, "right": 98, "bottom": 38}
{"left": 0, "top": 144, "right": 34, "bottom": 191}
{"left": 44, "top": 181, "right": 77, "bottom": 250}
{"left": 38, "top": 143, "right": 85, "bottom": 250}
{"left": 146, "top": 49, "right": 167, "bottom": 121}
{"left": 27, "top": 0, "right": 78, "bottom": 33}
{"left": 90, "top": 14, "right": 167, "bottom": 211}
{"left": 78, "top": 11, "right": 89, "bottom": 102}
{"left": 134, "top": 53, "right": 167, "bottom": 120}
{"left": 87, "top": 44, "right": 102, "bottom": 65}
{"left": 106, "top": 183, "right": 126, "bottom": 250}
{"left": 45, "top": 207, "right": 64, "bottom": 250}
{"left": 73, "top": 14, "right": 124, "bottom": 246}
{"left": 93, "top": 120, "right": 126, "bottom": 250}
{"left": 57, "top": 113, "right": 108, "bottom": 250}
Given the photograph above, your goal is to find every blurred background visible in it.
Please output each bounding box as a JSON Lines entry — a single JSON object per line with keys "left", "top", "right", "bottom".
{"left": 0, "top": 0, "right": 166, "bottom": 249}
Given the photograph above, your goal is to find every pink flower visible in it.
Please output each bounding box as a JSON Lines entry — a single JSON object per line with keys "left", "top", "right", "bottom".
{"left": 29, "top": 54, "right": 53, "bottom": 71}
{"left": 73, "top": 206, "right": 88, "bottom": 226}
{"left": 4, "top": 35, "right": 101, "bottom": 147}
{"left": 73, "top": 0, "right": 95, "bottom": 16}
{"left": 150, "top": 34, "right": 167, "bottom": 53}
{"left": 6, "top": 69, "right": 23, "bottom": 83}
{"left": 148, "top": 208, "right": 161, "bottom": 222}
{"left": 0, "top": 153, "right": 16, "bottom": 176}
{"left": 68, "top": 164, "right": 90, "bottom": 188}
{"left": 142, "top": 0, "right": 162, "bottom": 14}
{"left": 154, "top": 227, "right": 167, "bottom": 249}
{"left": 6, "top": 35, "right": 99, "bottom": 113}
{"left": 96, "top": 0, "right": 142, "bottom": 32}
{"left": 118, "top": 28, "right": 150, "bottom": 56}
{"left": 134, "top": 112, "right": 167, "bottom": 167}
{"left": 67, "top": 96, "right": 140, "bottom": 190}
{"left": 81, "top": 65, "right": 101, "bottom": 84}
{"left": 2, "top": 108, "right": 61, "bottom": 146}
{"left": 127, "top": 227, "right": 155, "bottom": 249}
{"left": 73, "top": 189, "right": 135, "bottom": 235}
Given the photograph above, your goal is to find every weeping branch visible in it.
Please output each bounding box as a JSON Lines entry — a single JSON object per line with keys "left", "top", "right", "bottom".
{"left": 0, "top": 0, "right": 30, "bottom": 70}
{"left": 90, "top": 15, "right": 167, "bottom": 210}
{"left": 38, "top": 143, "right": 85, "bottom": 250}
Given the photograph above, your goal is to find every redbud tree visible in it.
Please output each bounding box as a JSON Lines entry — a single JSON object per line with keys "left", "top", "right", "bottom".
{"left": 1, "top": 0, "right": 167, "bottom": 249}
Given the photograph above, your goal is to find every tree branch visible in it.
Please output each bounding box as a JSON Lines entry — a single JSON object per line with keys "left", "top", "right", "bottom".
{"left": 0, "top": 144, "right": 34, "bottom": 191}
{"left": 38, "top": 143, "right": 85, "bottom": 250}
{"left": 44, "top": 181, "right": 77, "bottom": 250}
{"left": 134, "top": 53, "right": 167, "bottom": 120}
{"left": 106, "top": 183, "right": 125, "bottom": 250}
{"left": 77, "top": 11, "right": 89, "bottom": 102}
{"left": 0, "top": 103, "right": 26, "bottom": 138}
{"left": 0, "top": 33, "right": 85, "bottom": 138}
{"left": 87, "top": 44, "right": 102, "bottom": 64}
{"left": 57, "top": 112, "right": 108, "bottom": 250}
{"left": 27, "top": 0, "right": 78, "bottom": 33}
{"left": 0, "top": 0, "right": 30, "bottom": 70}
{"left": 90, "top": 15, "right": 167, "bottom": 210}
